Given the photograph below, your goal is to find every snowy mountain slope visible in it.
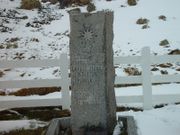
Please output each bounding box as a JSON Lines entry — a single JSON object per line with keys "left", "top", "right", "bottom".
{"left": 0, "top": 1, "right": 180, "bottom": 135}
{"left": 0, "top": 0, "right": 179, "bottom": 90}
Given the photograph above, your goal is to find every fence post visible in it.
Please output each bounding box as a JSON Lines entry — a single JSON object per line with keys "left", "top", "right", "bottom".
{"left": 141, "top": 47, "right": 152, "bottom": 110}
{"left": 60, "top": 53, "right": 71, "bottom": 109}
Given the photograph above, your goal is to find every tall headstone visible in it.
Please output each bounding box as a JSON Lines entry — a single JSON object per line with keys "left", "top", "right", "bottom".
{"left": 70, "top": 11, "right": 116, "bottom": 135}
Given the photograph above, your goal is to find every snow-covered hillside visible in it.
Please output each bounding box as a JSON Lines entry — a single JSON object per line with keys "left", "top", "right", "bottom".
{"left": 0, "top": 0, "right": 180, "bottom": 135}
{"left": 0, "top": 0, "right": 179, "bottom": 91}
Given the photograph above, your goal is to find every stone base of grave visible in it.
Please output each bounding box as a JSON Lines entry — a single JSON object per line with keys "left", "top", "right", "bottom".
{"left": 118, "top": 115, "right": 138, "bottom": 135}
{"left": 46, "top": 117, "right": 71, "bottom": 135}
{"left": 72, "top": 127, "right": 108, "bottom": 135}
{"left": 46, "top": 116, "right": 138, "bottom": 135}
{"left": 46, "top": 117, "right": 112, "bottom": 135}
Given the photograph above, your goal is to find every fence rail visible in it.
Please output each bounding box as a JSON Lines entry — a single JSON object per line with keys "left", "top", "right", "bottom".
{"left": 0, "top": 59, "right": 61, "bottom": 68}
{"left": 0, "top": 47, "right": 180, "bottom": 110}
{"left": 0, "top": 96, "right": 63, "bottom": 109}
{"left": 0, "top": 54, "right": 71, "bottom": 109}
{"left": 115, "top": 47, "right": 180, "bottom": 109}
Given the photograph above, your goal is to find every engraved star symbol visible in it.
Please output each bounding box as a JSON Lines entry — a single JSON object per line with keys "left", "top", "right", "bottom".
{"left": 79, "top": 24, "right": 97, "bottom": 42}
{"left": 82, "top": 29, "right": 93, "bottom": 41}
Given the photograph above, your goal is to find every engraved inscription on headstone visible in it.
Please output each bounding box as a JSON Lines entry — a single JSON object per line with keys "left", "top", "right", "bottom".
{"left": 70, "top": 11, "right": 116, "bottom": 135}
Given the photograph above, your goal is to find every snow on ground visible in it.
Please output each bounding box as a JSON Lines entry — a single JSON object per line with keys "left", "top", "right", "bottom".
{"left": 0, "top": 87, "right": 180, "bottom": 134}
{"left": 1, "top": 83, "right": 180, "bottom": 107}
{"left": 0, "top": 104, "right": 179, "bottom": 135}
{"left": 0, "top": 0, "right": 180, "bottom": 134}
{"left": 0, "top": 119, "right": 48, "bottom": 132}
{"left": 116, "top": 83, "right": 180, "bottom": 108}
{"left": 116, "top": 83, "right": 180, "bottom": 96}
{"left": 118, "top": 104, "right": 180, "bottom": 135}
{"left": 95, "top": 0, "right": 180, "bottom": 56}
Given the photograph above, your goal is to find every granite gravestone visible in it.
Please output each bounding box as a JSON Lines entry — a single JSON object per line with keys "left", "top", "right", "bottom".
{"left": 69, "top": 11, "right": 116, "bottom": 135}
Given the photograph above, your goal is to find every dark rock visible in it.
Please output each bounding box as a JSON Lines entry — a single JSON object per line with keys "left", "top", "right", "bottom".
{"left": 159, "top": 39, "right": 169, "bottom": 46}
{"left": 0, "top": 25, "right": 12, "bottom": 32}
{"left": 25, "top": 22, "right": 31, "bottom": 27}
{"left": 120, "top": 5, "right": 126, "bottom": 7}
{"left": 21, "top": 16, "right": 28, "bottom": 19}
{"left": 87, "top": 3, "right": 96, "bottom": 12}
{"left": 7, "top": 37, "right": 20, "bottom": 42}
{"left": 151, "top": 67, "right": 159, "bottom": 71}
{"left": 160, "top": 70, "right": 168, "bottom": 75}
{"left": 142, "top": 24, "right": 150, "bottom": 29}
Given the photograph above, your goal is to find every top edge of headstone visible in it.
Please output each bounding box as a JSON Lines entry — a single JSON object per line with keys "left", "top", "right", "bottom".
{"left": 69, "top": 9, "right": 113, "bottom": 16}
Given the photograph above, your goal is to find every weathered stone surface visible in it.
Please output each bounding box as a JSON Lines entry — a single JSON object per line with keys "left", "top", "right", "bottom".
{"left": 118, "top": 115, "right": 138, "bottom": 135}
{"left": 69, "top": 11, "right": 116, "bottom": 135}
{"left": 46, "top": 117, "right": 71, "bottom": 135}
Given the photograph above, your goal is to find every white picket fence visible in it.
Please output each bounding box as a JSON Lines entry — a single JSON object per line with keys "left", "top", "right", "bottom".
{"left": 0, "top": 54, "right": 71, "bottom": 109}
{"left": 0, "top": 47, "right": 180, "bottom": 110}
{"left": 114, "top": 47, "right": 180, "bottom": 109}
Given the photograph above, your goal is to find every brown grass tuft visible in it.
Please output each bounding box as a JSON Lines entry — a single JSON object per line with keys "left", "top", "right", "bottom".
{"left": 0, "top": 91, "right": 5, "bottom": 96}
{"left": 12, "top": 107, "right": 70, "bottom": 121}
{"left": 136, "top": 18, "right": 149, "bottom": 25}
{"left": 0, "top": 70, "right": 5, "bottom": 77}
{"left": 168, "top": 49, "right": 180, "bottom": 55}
{"left": 0, "top": 110, "right": 22, "bottom": 120}
{"left": 79, "top": 0, "right": 91, "bottom": 5}
{"left": 127, "top": 0, "right": 137, "bottom": 6}
{"left": 9, "top": 87, "right": 60, "bottom": 96}
{"left": 20, "top": 0, "right": 41, "bottom": 10}
{"left": 159, "top": 15, "right": 166, "bottom": 21}
{"left": 124, "top": 67, "right": 141, "bottom": 76}
{"left": 158, "top": 63, "right": 173, "bottom": 68}
{"left": 1, "top": 127, "right": 47, "bottom": 135}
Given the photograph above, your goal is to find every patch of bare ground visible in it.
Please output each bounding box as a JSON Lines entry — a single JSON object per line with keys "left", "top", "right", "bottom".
{"left": 0, "top": 91, "right": 5, "bottom": 96}
{"left": 158, "top": 63, "right": 173, "bottom": 68}
{"left": 0, "top": 127, "right": 47, "bottom": 135}
{"left": 13, "top": 107, "right": 71, "bottom": 121}
{"left": 20, "top": 0, "right": 41, "bottom": 10}
{"left": 127, "top": 0, "right": 137, "bottom": 6}
{"left": 136, "top": 18, "right": 150, "bottom": 29}
{"left": 0, "top": 70, "right": 5, "bottom": 77}
{"left": 124, "top": 67, "right": 141, "bottom": 76}
{"left": 117, "top": 102, "right": 180, "bottom": 112}
{"left": 159, "top": 15, "right": 167, "bottom": 21}
{"left": 168, "top": 49, "right": 180, "bottom": 55}
{"left": 0, "top": 106, "right": 71, "bottom": 121}
{"left": 8, "top": 87, "right": 60, "bottom": 96}
{"left": 117, "top": 106, "right": 142, "bottom": 112}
